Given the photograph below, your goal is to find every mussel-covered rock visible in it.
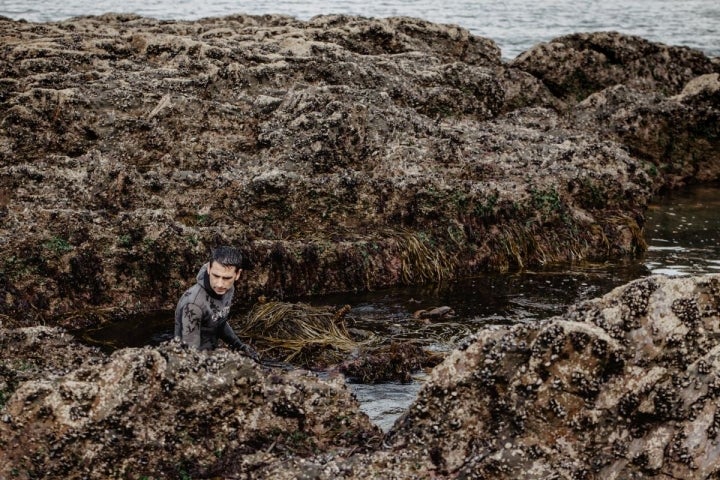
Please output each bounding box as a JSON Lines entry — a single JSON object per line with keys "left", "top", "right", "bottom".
{"left": 3, "top": 18, "right": 717, "bottom": 325}
{"left": 0, "top": 335, "right": 382, "bottom": 479}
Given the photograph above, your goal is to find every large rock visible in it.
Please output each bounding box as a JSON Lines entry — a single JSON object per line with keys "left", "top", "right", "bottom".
{"left": 3, "top": 276, "right": 720, "bottom": 478}
{"left": 0, "top": 15, "right": 668, "bottom": 324}
{"left": 511, "top": 31, "right": 718, "bottom": 104}
{"left": 510, "top": 32, "right": 719, "bottom": 191}
{"left": 0, "top": 334, "right": 382, "bottom": 479}
{"left": 385, "top": 274, "right": 720, "bottom": 478}
{"left": 571, "top": 74, "right": 720, "bottom": 189}
{"left": 0, "top": 18, "right": 717, "bottom": 329}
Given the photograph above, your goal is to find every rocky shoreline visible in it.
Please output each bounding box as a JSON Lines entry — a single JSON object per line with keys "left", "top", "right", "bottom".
{"left": 1, "top": 14, "right": 717, "bottom": 325}
{"left": 1, "top": 12, "right": 719, "bottom": 479}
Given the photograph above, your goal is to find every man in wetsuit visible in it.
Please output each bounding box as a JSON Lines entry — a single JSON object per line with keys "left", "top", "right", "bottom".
{"left": 174, "top": 245, "right": 258, "bottom": 360}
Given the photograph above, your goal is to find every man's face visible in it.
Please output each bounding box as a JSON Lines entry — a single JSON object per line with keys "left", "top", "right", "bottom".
{"left": 207, "top": 262, "right": 241, "bottom": 296}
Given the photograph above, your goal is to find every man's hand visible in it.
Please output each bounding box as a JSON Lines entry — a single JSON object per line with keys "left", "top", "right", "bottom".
{"left": 236, "top": 342, "right": 260, "bottom": 362}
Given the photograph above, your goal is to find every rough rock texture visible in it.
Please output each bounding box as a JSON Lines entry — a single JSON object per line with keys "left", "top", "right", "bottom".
{"left": 0, "top": 326, "right": 103, "bottom": 405}
{"left": 511, "top": 31, "right": 718, "bottom": 103}
{"left": 380, "top": 274, "right": 720, "bottom": 479}
{"left": 511, "top": 32, "right": 720, "bottom": 190}
{"left": 1, "top": 15, "right": 720, "bottom": 476}
{"left": 2, "top": 15, "right": 718, "bottom": 325}
{"left": 4, "top": 275, "right": 720, "bottom": 479}
{"left": 572, "top": 74, "right": 720, "bottom": 189}
{"left": 0, "top": 330, "right": 382, "bottom": 479}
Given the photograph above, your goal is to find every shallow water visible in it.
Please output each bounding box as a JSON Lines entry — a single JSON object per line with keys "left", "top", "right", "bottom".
{"left": 644, "top": 185, "right": 720, "bottom": 276}
{"left": 1, "top": 0, "right": 718, "bottom": 60}
{"left": 78, "top": 183, "right": 720, "bottom": 431}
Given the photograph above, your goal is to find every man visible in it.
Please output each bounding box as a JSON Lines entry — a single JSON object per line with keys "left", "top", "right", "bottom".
{"left": 174, "top": 245, "right": 258, "bottom": 360}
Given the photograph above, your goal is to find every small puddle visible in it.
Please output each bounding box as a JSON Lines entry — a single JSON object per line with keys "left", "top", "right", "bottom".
{"left": 78, "top": 183, "right": 720, "bottom": 431}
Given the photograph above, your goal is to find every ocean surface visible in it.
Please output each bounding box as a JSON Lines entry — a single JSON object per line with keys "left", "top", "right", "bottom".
{"left": 1, "top": 0, "right": 718, "bottom": 60}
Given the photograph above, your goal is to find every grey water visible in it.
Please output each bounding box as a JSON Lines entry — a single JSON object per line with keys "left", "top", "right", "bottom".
{"left": 1, "top": 0, "right": 718, "bottom": 60}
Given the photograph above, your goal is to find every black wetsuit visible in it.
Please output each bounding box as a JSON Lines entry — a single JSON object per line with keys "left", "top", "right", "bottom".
{"left": 174, "top": 263, "right": 256, "bottom": 359}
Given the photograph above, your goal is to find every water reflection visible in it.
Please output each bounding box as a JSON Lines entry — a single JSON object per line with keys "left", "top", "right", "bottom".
{"left": 644, "top": 184, "right": 720, "bottom": 276}
{"left": 349, "top": 376, "right": 426, "bottom": 431}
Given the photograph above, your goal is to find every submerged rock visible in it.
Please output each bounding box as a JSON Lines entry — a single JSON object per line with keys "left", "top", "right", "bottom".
{"left": 339, "top": 341, "right": 443, "bottom": 383}
{"left": 413, "top": 305, "right": 455, "bottom": 320}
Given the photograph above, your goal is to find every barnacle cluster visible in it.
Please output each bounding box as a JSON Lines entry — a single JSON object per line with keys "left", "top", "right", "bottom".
{"left": 651, "top": 384, "right": 681, "bottom": 420}
{"left": 1, "top": 337, "right": 383, "bottom": 477}
{"left": 619, "top": 279, "right": 657, "bottom": 328}
{"left": 672, "top": 297, "right": 701, "bottom": 328}
{"left": 707, "top": 408, "right": 720, "bottom": 439}
{"left": 6, "top": 277, "right": 720, "bottom": 477}
{"left": 697, "top": 277, "right": 720, "bottom": 316}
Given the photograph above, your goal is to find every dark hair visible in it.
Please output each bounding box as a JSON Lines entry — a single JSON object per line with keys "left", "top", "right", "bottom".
{"left": 209, "top": 246, "right": 243, "bottom": 270}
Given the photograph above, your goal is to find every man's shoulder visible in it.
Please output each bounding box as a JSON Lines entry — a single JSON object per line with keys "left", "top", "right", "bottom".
{"left": 178, "top": 283, "right": 208, "bottom": 306}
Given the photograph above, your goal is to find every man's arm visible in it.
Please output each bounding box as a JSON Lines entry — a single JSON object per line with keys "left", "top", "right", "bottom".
{"left": 220, "top": 321, "right": 259, "bottom": 361}
{"left": 179, "top": 304, "right": 203, "bottom": 349}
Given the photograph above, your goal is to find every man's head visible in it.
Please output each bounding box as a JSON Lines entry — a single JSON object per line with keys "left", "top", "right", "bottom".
{"left": 207, "top": 246, "right": 243, "bottom": 296}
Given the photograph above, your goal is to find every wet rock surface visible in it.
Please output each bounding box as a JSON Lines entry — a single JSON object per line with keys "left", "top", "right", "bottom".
{"left": 0, "top": 326, "right": 104, "bottom": 403}
{"left": 1, "top": 14, "right": 717, "bottom": 324}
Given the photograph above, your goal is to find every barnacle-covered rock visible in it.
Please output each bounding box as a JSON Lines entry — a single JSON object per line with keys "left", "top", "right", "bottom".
{"left": 512, "top": 31, "right": 717, "bottom": 103}
{"left": 0, "top": 335, "right": 382, "bottom": 479}
{"left": 7, "top": 17, "right": 718, "bottom": 325}
{"left": 3, "top": 275, "right": 720, "bottom": 478}
{"left": 0, "top": 326, "right": 104, "bottom": 398}
{"left": 384, "top": 274, "right": 720, "bottom": 478}
{"left": 1, "top": 12, "right": 720, "bottom": 477}
{"left": 571, "top": 77, "right": 720, "bottom": 190}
